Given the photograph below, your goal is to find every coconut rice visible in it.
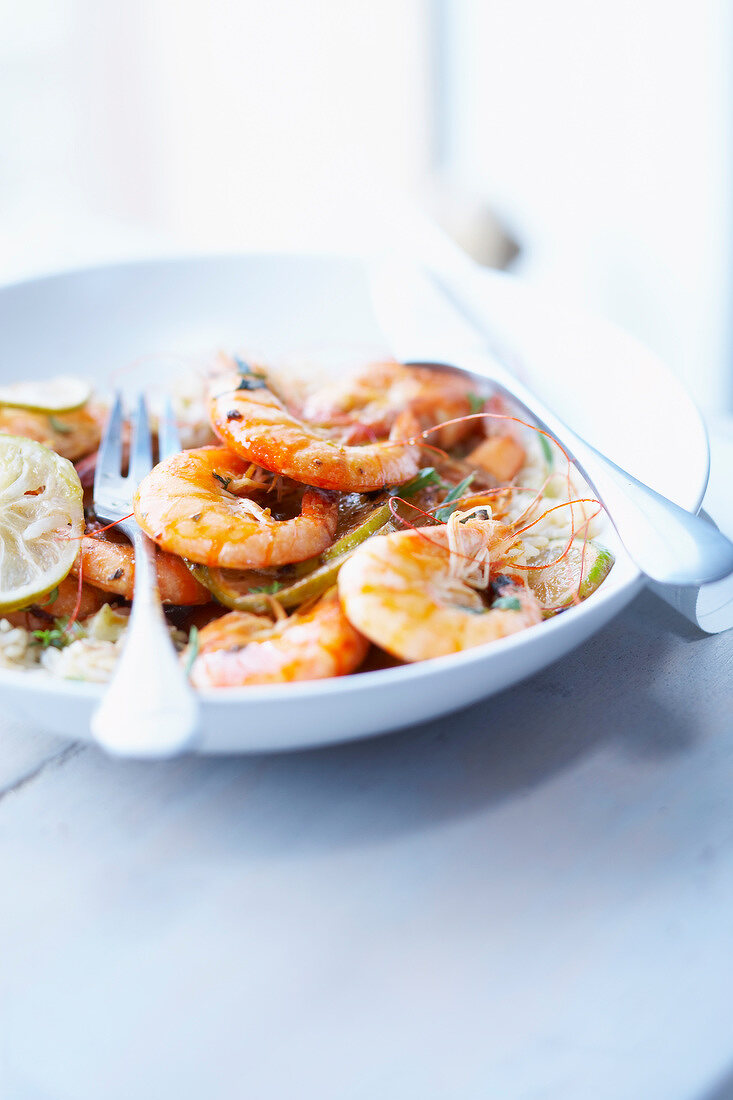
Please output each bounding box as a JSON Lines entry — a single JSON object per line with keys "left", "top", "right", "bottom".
{"left": 0, "top": 605, "right": 187, "bottom": 683}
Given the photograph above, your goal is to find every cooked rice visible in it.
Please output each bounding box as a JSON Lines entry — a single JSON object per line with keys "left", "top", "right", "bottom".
{"left": 503, "top": 428, "right": 602, "bottom": 566}
{"left": 0, "top": 605, "right": 187, "bottom": 683}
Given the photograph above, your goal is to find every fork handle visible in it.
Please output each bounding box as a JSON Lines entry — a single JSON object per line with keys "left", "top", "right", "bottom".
{"left": 90, "top": 526, "right": 200, "bottom": 757}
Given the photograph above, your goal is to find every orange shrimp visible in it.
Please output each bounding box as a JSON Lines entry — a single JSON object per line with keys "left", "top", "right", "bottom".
{"left": 0, "top": 402, "right": 106, "bottom": 463}
{"left": 338, "top": 510, "right": 542, "bottom": 661}
{"left": 3, "top": 575, "right": 107, "bottom": 630}
{"left": 134, "top": 446, "right": 339, "bottom": 568}
{"left": 209, "top": 367, "right": 421, "bottom": 492}
{"left": 71, "top": 532, "right": 210, "bottom": 605}
{"left": 300, "top": 360, "right": 481, "bottom": 449}
{"left": 189, "top": 588, "right": 369, "bottom": 687}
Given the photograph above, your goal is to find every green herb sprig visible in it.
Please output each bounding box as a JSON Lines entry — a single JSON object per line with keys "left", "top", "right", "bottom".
{"left": 183, "top": 625, "right": 199, "bottom": 677}
{"left": 31, "top": 627, "right": 70, "bottom": 650}
{"left": 392, "top": 467, "right": 443, "bottom": 498}
{"left": 492, "top": 596, "right": 521, "bottom": 611}
{"left": 48, "top": 416, "right": 72, "bottom": 434}
{"left": 539, "top": 433, "right": 554, "bottom": 466}
{"left": 434, "top": 473, "right": 476, "bottom": 522}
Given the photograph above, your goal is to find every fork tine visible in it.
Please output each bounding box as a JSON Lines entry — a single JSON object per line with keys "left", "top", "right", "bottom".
{"left": 93, "top": 392, "right": 124, "bottom": 496}
{"left": 128, "top": 394, "right": 153, "bottom": 485}
{"left": 158, "top": 397, "right": 182, "bottom": 460}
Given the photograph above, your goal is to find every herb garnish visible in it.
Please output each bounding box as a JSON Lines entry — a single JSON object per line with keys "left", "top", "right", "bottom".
{"left": 41, "top": 586, "right": 59, "bottom": 606}
{"left": 183, "top": 625, "right": 199, "bottom": 677}
{"left": 539, "top": 433, "right": 553, "bottom": 466}
{"left": 492, "top": 596, "right": 521, "bottom": 611}
{"left": 467, "top": 393, "right": 485, "bottom": 415}
{"left": 213, "top": 473, "right": 232, "bottom": 490}
{"left": 434, "top": 473, "right": 476, "bottom": 521}
{"left": 249, "top": 581, "right": 284, "bottom": 595}
{"left": 49, "top": 415, "right": 72, "bottom": 434}
{"left": 236, "top": 376, "right": 266, "bottom": 391}
{"left": 393, "top": 467, "right": 443, "bottom": 498}
{"left": 31, "top": 627, "right": 70, "bottom": 650}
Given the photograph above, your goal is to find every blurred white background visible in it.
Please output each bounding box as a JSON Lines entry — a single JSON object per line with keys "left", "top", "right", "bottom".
{"left": 1, "top": 0, "right": 731, "bottom": 412}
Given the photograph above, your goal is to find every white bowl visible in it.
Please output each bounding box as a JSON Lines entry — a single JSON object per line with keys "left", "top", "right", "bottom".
{"left": 0, "top": 254, "right": 708, "bottom": 752}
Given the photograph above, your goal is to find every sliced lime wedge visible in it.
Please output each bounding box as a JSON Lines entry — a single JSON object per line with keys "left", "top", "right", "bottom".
{"left": 0, "top": 376, "right": 91, "bottom": 414}
{"left": 524, "top": 539, "right": 614, "bottom": 614}
{"left": 187, "top": 502, "right": 394, "bottom": 613}
{"left": 0, "top": 436, "right": 84, "bottom": 614}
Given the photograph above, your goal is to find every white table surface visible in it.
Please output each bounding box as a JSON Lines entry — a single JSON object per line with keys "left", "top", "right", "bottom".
{"left": 0, "top": 425, "right": 731, "bottom": 1100}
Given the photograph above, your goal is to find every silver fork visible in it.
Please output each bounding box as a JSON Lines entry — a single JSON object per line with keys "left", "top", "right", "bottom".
{"left": 90, "top": 394, "right": 199, "bottom": 756}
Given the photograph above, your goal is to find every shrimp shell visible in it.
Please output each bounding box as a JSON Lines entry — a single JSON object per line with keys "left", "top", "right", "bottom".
{"left": 189, "top": 588, "right": 369, "bottom": 687}
{"left": 133, "top": 446, "right": 339, "bottom": 569}
{"left": 3, "top": 576, "right": 107, "bottom": 630}
{"left": 338, "top": 524, "right": 542, "bottom": 661}
{"left": 301, "top": 360, "right": 480, "bottom": 449}
{"left": 0, "top": 403, "right": 105, "bottom": 462}
{"left": 209, "top": 375, "right": 421, "bottom": 492}
{"left": 72, "top": 535, "right": 210, "bottom": 605}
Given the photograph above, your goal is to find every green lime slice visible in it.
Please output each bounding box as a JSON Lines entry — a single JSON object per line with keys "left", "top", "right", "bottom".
{"left": 189, "top": 557, "right": 343, "bottom": 614}
{"left": 0, "top": 376, "right": 91, "bottom": 414}
{"left": 187, "top": 502, "right": 394, "bottom": 613}
{"left": 524, "top": 539, "right": 614, "bottom": 615}
{"left": 0, "top": 436, "right": 84, "bottom": 613}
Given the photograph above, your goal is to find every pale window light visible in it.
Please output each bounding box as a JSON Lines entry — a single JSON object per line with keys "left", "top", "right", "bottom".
{"left": 2, "top": 0, "right": 731, "bottom": 413}
{"left": 0, "top": 0, "right": 431, "bottom": 276}
{"left": 438, "top": 0, "right": 733, "bottom": 413}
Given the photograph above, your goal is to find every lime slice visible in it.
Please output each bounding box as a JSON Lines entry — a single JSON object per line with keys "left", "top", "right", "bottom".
{"left": 189, "top": 556, "right": 344, "bottom": 615}
{"left": 187, "top": 502, "right": 394, "bottom": 613}
{"left": 0, "top": 436, "right": 84, "bottom": 613}
{"left": 524, "top": 539, "right": 614, "bottom": 614}
{"left": 0, "top": 376, "right": 91, "bottom": 414}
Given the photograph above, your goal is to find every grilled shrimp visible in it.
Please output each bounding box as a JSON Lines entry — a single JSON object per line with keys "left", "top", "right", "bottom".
{"left": 134, "top": 446, "right": 339, "bottom": 568}
{"left": 209, "top": 367, "right": 421, "bottom": 492}
{"left": 4, "top": 575, "right": 107, "bottom": 630}
{"left": 189, "top": 588, "right": 369, "bottom": 687}
{"left": 72, "top": 529, "right": 210, "bottom": 605}
{"left": 300, "top": 360, "right": 480, "bottom": 449}
{"left": 0, "top": 403, "right": 106, "bottom": 462}
{"left": 338, "top": 509, "right": 542, "bottom": 661}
